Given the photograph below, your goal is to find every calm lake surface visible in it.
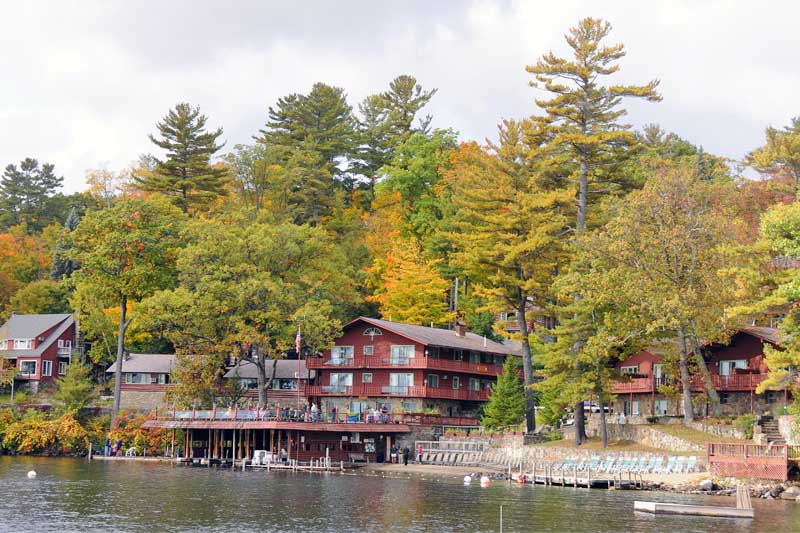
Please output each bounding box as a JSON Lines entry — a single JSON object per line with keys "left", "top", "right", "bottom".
{"left": 0, "top": 457, "right": 797, "bottom": 532}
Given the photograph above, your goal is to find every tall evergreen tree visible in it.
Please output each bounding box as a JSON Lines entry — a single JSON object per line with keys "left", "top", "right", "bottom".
{"left": 0, "top": 158, "right": 64, "bottom": 232}
{"left": 443, "top": 123, "right": 573, "bottom": 434}
{"left": 527, "top": 17, "right": 661, "bottom": 231}
{"left": 527, "top": 17, "right": 660, "bottom": 443}
{"left": 748, "top": 117, "right": 800, "bottom": 196}
{"left": 51, "top": 207, "right": 81, "bottom": 281}
{"left": 481, "top": 356, "right": 525, "bottom": 430}
{"left": 135, "top": 103, "right": 228, "bottom": 212}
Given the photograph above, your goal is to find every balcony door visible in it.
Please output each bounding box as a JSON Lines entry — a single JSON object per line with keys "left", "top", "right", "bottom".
{"left": 719, "top": 360, "right": 747, "bottom": 376}
{"left": 331, "top": 346, "right": 354, "bottom": 366}
{"left": 328, "top": 373, "right": 353, "bottom": 393}
{"left": 390, "top": 345, "right": 414, "bottom": 365}
{"left": 386, "top": 372, "right": 414, "bottom": 394}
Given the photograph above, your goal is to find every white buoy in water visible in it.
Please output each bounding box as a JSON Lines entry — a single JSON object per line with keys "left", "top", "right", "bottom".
{"left": 463, "top": 475, "right": 472, "bottom": 484}
{"left": 480, "top": 475, "right": 491, "bottom": 487}
{"left": 27, "top": 470, "right": 37, "bottom": 479}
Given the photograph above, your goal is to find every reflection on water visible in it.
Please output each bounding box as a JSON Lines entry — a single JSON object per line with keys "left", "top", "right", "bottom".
{"left": 0, "top": 456, "right": 796, "bottom": 532}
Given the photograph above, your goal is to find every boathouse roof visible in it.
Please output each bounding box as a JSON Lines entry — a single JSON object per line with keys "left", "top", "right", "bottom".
{"left": 223, "top": 359, "right": 314, "bottom": 380}
{"left": 106, "top": 353, "right": 176, "bottom": 374}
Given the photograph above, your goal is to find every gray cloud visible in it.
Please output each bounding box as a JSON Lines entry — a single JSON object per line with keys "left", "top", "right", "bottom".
{"left": 0, "top": 0, "right": 796, "bottom": 192}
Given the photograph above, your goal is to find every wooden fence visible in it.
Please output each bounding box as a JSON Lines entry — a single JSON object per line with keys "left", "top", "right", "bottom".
{"left": 707, "top": 442, "right": 794, "bottom": 481}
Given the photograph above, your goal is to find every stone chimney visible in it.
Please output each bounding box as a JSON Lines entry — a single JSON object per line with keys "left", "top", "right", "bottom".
{"left": 455, "top": 322, "right": 467, "bottom": 337}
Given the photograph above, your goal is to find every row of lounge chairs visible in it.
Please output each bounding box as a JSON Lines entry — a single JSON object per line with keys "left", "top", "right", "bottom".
{"left": 551, "top": 454, "right": 699, "bottom": 475}
{"left": 420, "top": 451, "right": 483, "bottom": 466}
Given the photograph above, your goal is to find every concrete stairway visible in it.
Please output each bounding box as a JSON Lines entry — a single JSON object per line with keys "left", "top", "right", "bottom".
{"left": 759, "top": 416, "right": 785, "bottom": 444}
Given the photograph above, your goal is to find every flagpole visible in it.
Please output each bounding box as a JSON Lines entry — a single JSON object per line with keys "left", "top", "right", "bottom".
{"left": 296, "top": 327, "right": 302, "bottom": 410}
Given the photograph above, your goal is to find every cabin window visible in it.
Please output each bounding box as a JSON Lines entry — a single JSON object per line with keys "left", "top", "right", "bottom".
{"left": 57, "top": 339, "right": 72, "bottom": 353}
{"left": 0, "top": 338, "right": 7, "bottom": 350}
{"left": 427, "top": 374, "right": 439, "bottom": 388}
{"left": 389, "top": 373, "right": 414, "bottom": 387}
{"left": 329, "top": 373, "right": 353, "bottom": 390}
{"left": 453, "top": 350, "right": 463, "bottom": 361}
{"left": 452, "top": 376, "right": 460, "bottom": 389}
{"left": 620, "top": 365, "right": 639, "bottom": 375}
{"left": 238, "top": 378, "right": 258, "bottom": 390}
{"left": 766, "top": 392, "right": 778, "bottom": 404}
{"left": 125, "top": 373, "right": 151, "bottom": 384}
{"left": 19, "top": 360, "right": 36, "bottom": 375}
{"left": 469, "top": 351, "right": 480, "bottom": 364}
{"left": 363, "top": 345, "right": 374, "bottom": 356}
{"left": 719, "top": 360, "right": 747, "bottom": 376}
{"left": 499, "top": 312, "right": 509, "bottom": 321}
{"left": 468, "top": 378, "right": 480, "bottom": 391}
{"left": 331, "top": 346, "right": 354, "bottom": 364}
{"left": 719, "top": 392, "right": 730, "bottom": 404}
{"left": 13, "top": 339, "right": 32, "bottom": 350}
{"left": 362, "top": 373, "right": 373, "bottom": 384}
{"left": 272, "top": 379, "right": 298, "bottom": 390}
{"left": 42, "top": 360, "right": 52, "bottom": 377}
{"left": 58, "top": 361, "right": 68, "bottom": 375}
{"left": 428, "top": 347, "right": 440, "bottom": 359}
{"left": 155, "top": 373, "right": 167, "bottom": 385}
{"left": 652, "top": 364, "right": 664, "bottom": 379}
{"left": 390, "top": 345, "right": 414, "bottom": 364}
{"left": 654, "top": 399, "right": 668, "bottom": 416}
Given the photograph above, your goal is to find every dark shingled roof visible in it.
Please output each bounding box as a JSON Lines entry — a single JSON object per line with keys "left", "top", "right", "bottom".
{"left": 106, "top": 353, "right": 177, "bottom": 374}
{"left": 223, "top": 360, "right": 314, "bottom": 380}
{"left": 740, "top": 326, "right": 783, "bottom": 346}
{"left": 346, "top": 317, "right": 523, "bottom": 356}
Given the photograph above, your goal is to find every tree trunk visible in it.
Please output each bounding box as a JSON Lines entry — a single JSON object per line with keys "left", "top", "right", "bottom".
{"left": 678, "top": 327, "right": 694, "bottom": 424}
{"left": 577, "top": 158, "right": 588, "bottom": 232}
{"left": 256, "top": 355, "right": 278, "bottom": 409}
{"left": 597, "top": 385, "right": 608, "bottom": 449}
{"left": 690, "top": 338, "right": 722, "bottom": 417}
{"left": 111, "top": 295, "right": 127, "bottom": 422}
{"left": 516, "top": 304, "right": 536, "bottom": 434}
{"left": 574, "top": 401, "right": 586, "bottom": 445}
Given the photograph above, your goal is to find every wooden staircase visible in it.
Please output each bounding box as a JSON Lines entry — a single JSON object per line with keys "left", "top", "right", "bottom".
{"left": 759, "top": 416, "right": 785, "bottom": 444}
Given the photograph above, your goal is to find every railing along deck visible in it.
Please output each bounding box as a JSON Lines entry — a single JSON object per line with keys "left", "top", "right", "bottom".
{"left": 305, "top": 356, "right": 502, "bottom": 376}
{"left": 306, "top": 384, "right": 490, "bottom": 401}
{"left": 707, "top": 442, "right": 791, "bottom": 481}
{"left": 611, "top": 373, "right": 769, "bottom": 394}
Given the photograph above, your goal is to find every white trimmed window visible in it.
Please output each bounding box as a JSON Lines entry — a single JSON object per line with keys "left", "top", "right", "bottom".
{"left": 389, "top": 373, "right": 414, "bottom": 387}
{"left": 13, "top": 339, "right": 32, "bottom": 350}
{"left": 0, "top": 338, "right": 7, "bottom": 350}
{"left": 427, "top": 374, "right": 439, "bottom": 388}
{"left": 452, "top": 376, "right": 460, "bottom": 389}
{"left": 654, "top": 400, "right": 668, "bottom": 416}
{"left": 329, "top": 373, "right": 353, "bottom": 387}
{"left": 390, "top": 345, "right": 414, "bottom": 364}
{"left": 125, "top": 373, "right": 152, "bottom": 384}
{"left": 362, "top": 373, "right": 373, "bottom": 384}
{"left": 620, "top": 365, "right": 639, "bottom": 375}
{"left": 363, "top": 345, "right": 374, "bottom": 356}
{"left": 42, "top": 360, "right": 52, "bottom": 377}
{"left": 331, "top": 346, "right": 354, "bottom": 364}
{"left": 19, "top": 360, "right": 37, "bottom": 375}
{"left": 468, "top": 377, "right": 480, "bottom": 391}
{"left": 58, "top": 361, "right": 68, "bottom": 375}
{"left": 719, "top": 360, "right": 747, "bottom": 376}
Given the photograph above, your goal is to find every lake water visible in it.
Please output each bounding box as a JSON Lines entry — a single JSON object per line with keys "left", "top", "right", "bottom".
{"left": 0, "top": 457, "right": 797, "bottom": 532}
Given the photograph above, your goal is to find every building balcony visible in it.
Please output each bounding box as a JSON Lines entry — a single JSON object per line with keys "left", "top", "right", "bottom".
{"left": 612, "top": 373, "right": 770, "bottom": 394}
{"left": 305, "top": 356, "right": 503, "bottom": 376}
{"left": 306, "top": 384, "right": 490, "bottom": 401}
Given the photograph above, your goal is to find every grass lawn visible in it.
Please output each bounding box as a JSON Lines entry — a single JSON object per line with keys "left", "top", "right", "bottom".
{"left": 540, "top": 437, "right": 672, "bottom": 454}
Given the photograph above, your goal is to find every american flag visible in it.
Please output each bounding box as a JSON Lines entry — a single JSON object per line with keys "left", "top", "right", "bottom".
{"left": 295, "top": 328, "right": 302, "bottom": 355}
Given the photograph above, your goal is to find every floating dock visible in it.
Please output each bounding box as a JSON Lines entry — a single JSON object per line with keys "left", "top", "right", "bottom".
{"left": 633, "top": 501, "right": 754, "bottom": 519}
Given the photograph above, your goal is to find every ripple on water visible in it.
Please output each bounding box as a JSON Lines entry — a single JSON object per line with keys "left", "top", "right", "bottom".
{"left": 0, "top": 457, "right": 796, "bottom": 533}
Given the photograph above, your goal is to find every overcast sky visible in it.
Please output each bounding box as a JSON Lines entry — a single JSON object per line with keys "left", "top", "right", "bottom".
{"left": 1, "top": 1, "right": 796, "bottom": 192}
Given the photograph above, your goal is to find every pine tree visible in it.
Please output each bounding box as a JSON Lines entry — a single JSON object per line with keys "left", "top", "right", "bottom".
{"left": 482, "top": 356, "right": 525, "bottom": 430}
{"left": 0, "top": 158, "right": 64, "bottom": 232}
{"left": 747, "top": 117, "right": 800, "bottom": 197}
{"left": 527, "top": 17, "right": 661, "bottom": 231}
{"left": 444, "top": 122, "right": 573, "bottom": 434}
{"left": 51, "top": 207, "right": 81, "bottom": 281}
{"left": 136, "top": 103, "right": 228, "bottom": 212}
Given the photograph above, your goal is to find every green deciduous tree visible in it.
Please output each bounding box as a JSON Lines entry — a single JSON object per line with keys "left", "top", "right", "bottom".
{"left": 51, "top": 207, "right": 81, "bottom": 281}
{"left": 482, "top": 355, "right": 525, "bottom": 430}
{"left": 7, "top": 280, "right": 70, "bottom": 316}
{"left": 135, "top": 103, "right": 229, "bottom": 212}
{"left": 67, "top": 198, "right": 185, "bottom": 419}
{"left": 52, "top": 361, "right": 97, "bottom": 417}
{"left": 139, "top": 219, "right": 360, "bottom": 408}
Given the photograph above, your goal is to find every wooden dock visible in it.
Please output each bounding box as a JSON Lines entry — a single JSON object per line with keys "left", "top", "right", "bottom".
{"left": 513, "top": 463, "right": 645, "bottom": 490}
{"left": 633, "top": 501, "right": 754, "bottom": 519}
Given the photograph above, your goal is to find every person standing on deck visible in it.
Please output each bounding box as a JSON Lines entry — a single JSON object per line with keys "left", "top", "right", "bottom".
{"left": 104, "top": 438, "right": 111, "bottom": 457}
{"left": 331, "top": 404, "right": 338, "bottom": 423}
{"left": 402, "top": 446, "right": 410, "bottom": 466}
{"left": 311, "top": 402, "right": 318, "bottom": 423}
{"left": 391, "top": 445, "right": 398, "bottom": 464}
{"left": 416, "top": 444, "right": 423, "bottom": 463}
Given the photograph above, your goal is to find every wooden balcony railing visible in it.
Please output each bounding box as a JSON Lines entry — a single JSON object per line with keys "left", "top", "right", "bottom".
{"left": 707, "top": 442, "right": 791, "bottom": 481}
{"left": 305, "top": 356, "right": 502, "bottom": 376}
{"left": 612, "top": 373, "right": 769, "bottom": 394}
{"left": 306, "top": 384, "right": 490, "bottom": 401}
